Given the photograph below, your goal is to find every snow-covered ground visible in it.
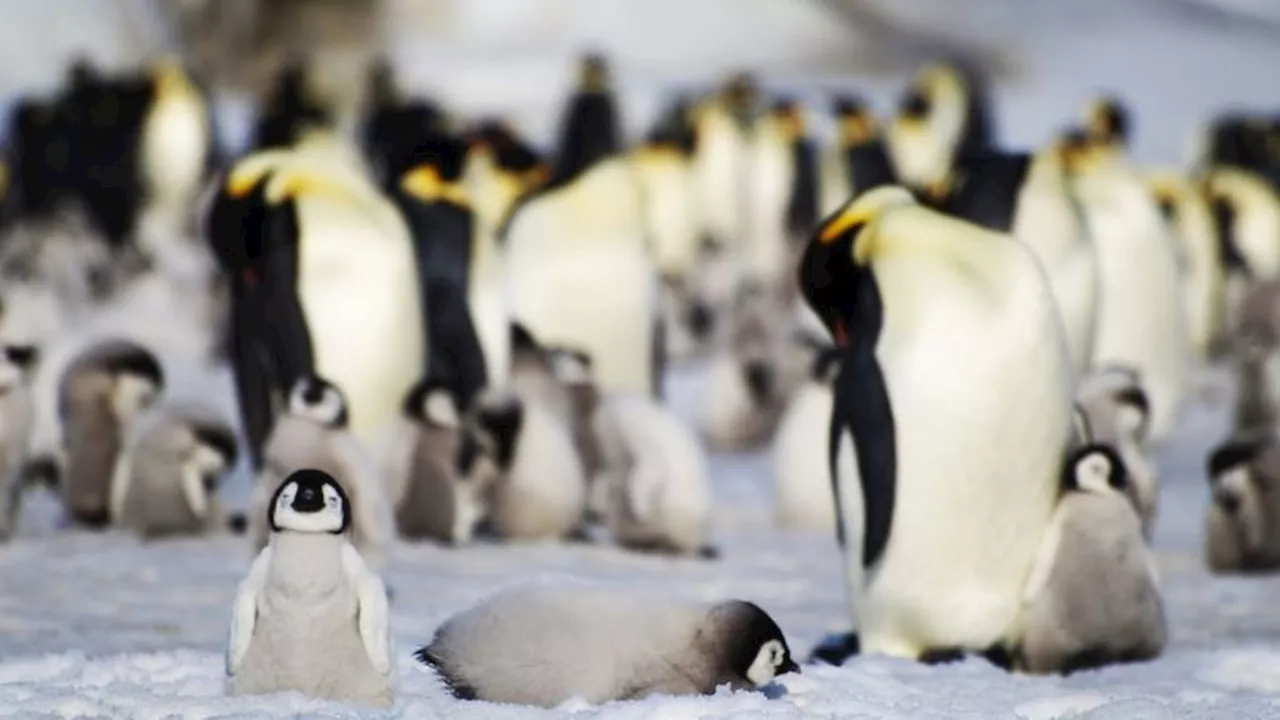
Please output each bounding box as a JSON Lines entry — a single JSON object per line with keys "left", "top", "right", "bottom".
{"left": 4, "top": 1, "right": 1280, "bottom": 718}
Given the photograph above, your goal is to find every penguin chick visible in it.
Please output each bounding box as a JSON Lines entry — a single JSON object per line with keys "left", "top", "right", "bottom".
{"left": 1017, "top": 444, "right": 1166, "bottom": 675}
{"left": 56, "top": 339, "right": 165, "bottom": 528}
{"left": 1229, "top": 279, "right": 1280, "bottom": 434}
{"left": 1204, "top": 432, "right": 1280, "bottom": 573}
{"left": 773, "top": 346, "right": 841, "bottom": 532}
{"left": 226, "top": 468, "right": 393, "bottom": 707}
{"left": 109, "top": 403, "right": 238, "bottom": 539}
{"left": 592, "top": 392, "right": 715, "bottom": 557}
{"left": 700, "top": 281, "right": 807, "bottom": 451}
{"left": 414, "top": 583, "right": 798, "bottom": 706}
{"left": 461, "top": 389, "right": 587, "bottom": 542}
{"left": 1074, "top": 365, "right": 1158, "bottom": 539}
{"left": 249, "top": 376, "right": 393, "bottom": 571}
{"left": 382, "top": 377, "right": 482, "bottom": 545}
{"left": 0, "top": 345, "right": 37, "bottom": 541}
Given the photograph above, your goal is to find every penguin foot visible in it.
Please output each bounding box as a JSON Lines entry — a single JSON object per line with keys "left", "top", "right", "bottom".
{"left": 697, "top": 545, "right": 721, "bottom": 560}
{"left": 918, "top": 647, "right": 967, "bottom": 665}
{"left": 564, "top": 526, "right": 595, "bottom": 544}
{"left": 22, "top": 456, "right": 60, "bottom": 491}
{"left": 809, "top": 632, "right": 860, "bottom": 666}
{"left": 981, "top": 644, "right": 1015, "bottom": 671}
{"left": 226, "top": 513, "right": 248, "bottom": 535}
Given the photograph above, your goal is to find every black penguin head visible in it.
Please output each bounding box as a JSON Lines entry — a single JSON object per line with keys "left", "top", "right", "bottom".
{"left": 470, "top": 394, "right": 525, "bottom": 471}
{"left": 799, "top": 187, "right": 916, "bottom": 348}
{"left": 644, "top": 95, "right": 698, "bottom": 155}
{"left": 288, "top": 375, "right": 349, "bottom": 429}
{"left": 395, "top": 135, "right": 472, "bottom": 208}
{"left": 721, "top": 72, "right": 760, "bottom": 125}
{"left": 1063, "top": 443, "right": 1128, "bottom": 495}
{"left": 190, "top": 421, "right": 240, "bottom": 488}
{"left": 402, "top": 376, "right": 462, "bottom": 429}
{"left": 713, "top": 600, "right": 800, "bottom": 687}
{"left": 578, "top": 53, "right": 610, "bottom": 94}
{"left": 97, "top": 342, "right": 165, "bottom": 416}
{"left": 269, "top": 468, "right": 351, "bottom": 535}
{"left": 366, "top": 57, "right": 398, "bottom": 107}
{"left": 770, "top": 98, "right": 805, "bottom": 140}
{"left": 832, "top": 94, "right": 877, "bottom": 146}
{"left": 3, "top": 344, "right": 39, "bottom": 374}
{"left": 1208, "top": 435, "right": 1269, "bottom": 483}
{"left": 467, "top": 120, "right": 545, "bottom": 176}
{"left": 1086, "top": 95, "right": 1131, "bottom": 149}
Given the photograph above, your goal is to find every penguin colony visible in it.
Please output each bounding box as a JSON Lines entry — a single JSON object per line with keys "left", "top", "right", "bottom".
{"left": 0, "top": 43, "right": 1274, "bottom": 710}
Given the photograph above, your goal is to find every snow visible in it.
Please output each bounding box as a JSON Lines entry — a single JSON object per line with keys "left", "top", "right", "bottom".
{"left": 3, "top": 1, "right": 1280, "bottom": 718}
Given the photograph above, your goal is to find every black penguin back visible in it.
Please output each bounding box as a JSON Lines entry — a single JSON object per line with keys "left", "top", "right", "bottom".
{"left": 5, "top": 97, "right": 73, "bottom": 220}
{"left": 547, "top": 53, "right": 621, "bottom": 189}
{"left": 934, "top": 150, "right": 1033, "bottom": 232}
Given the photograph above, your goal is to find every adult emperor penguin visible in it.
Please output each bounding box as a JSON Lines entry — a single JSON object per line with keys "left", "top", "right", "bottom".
{"left": 1203, "top": 166, "right": 1280, "bottom": 332}
{"left": 824, "top": 95, "right": 898, "bottom": 213}
{"left": 1068, "top": 112, "right": 1189, "bottom": 441}
{"left": 415, "top": 583, "right": 798, "bottom": 706}
{"left": 1146, "top": 171, "right": 1224, "bottom": 360}
{"left": 773, "top": 346, "right": 841, "bottom": 533}
{"left": 0, "top": 345, "right": 36, "bottom": 541}
{"left": 1204, "top": 431, "right": 1280, "bottom": 572}
{"left": 250, "top": 58, "right": 333, "bottom": 151}
{"left": 226, "top": 468, "right": 394, "bottom": 708}
{"left": 137, "top": 55, "right": 216, "bottom": 240}
{"left": 691, "top": 73, "right": 758, "bottom": 251}
{"left": 742, "top": 99, "right": 818, "bottom": 287}
{"left": 633, "top": 97, "right": 701, "bottom": 285}
{"left": 386, "top": 136, "right": 488, "bottom": 408}
{"left": 799, "top": 186, "right": 1073, "bottom": 662}
{"left": 548, "top": 53, "right": 620, "bottom": 186}
{"left": 211, "top": 137, "right": 426, "bottom": 452}
{"left": 885, "top": 59, "right": 995, "bottom": 195}
{"left": 1017, "top": 444, "right": 1166, "bottom": 674}
{"left": 109, "top": 403, "right": 238, "bottom": 539}
{"left": 359, "top": 58, "right": 448, "bottom": 186}
{"left": 250, "top": 376, "right": 394, "bottom": 571}
{"left": 503, "top": 58, "right": 659, "bottom": 396}
{"left": 56, "top": 339, "right": 165, "bottom": 528}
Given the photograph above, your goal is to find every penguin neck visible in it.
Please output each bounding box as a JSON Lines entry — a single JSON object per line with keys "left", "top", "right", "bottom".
{"left": 269, "top": 531, "right": 348, "bottom": 595}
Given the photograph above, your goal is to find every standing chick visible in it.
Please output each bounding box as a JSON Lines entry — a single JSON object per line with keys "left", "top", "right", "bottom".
{"left": 1074, "top": 365, "right": 1158, "bottom": 538}
{"left": 56, "top": 339, "right": 165, "bottom": 527}
{"left": 0, "top": 344, "right": 37, "bottom": 540}
{"left": 226, "top": 468, "right": 393, "bottom": 707}
{"left": 1204, "top": 432, "right": 1280, "bottom": 573}
{"left": 1017, "top": 444, "right": 1166, "bottom": 674}
{"left": 249, "top": 375, "right": 393, "bottom": 570}
{"left": 109, "top": 403, "right": 238, "bottom": 539}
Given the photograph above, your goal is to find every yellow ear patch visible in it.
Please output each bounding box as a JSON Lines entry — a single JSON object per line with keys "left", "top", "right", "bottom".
{"left": 839, "top": 115, "right": 876, "bottom": 145}
{"left": 818, "top": 206, "right": 873, "bottom": 245}
{"left": 400, "top": 164, "right": 471, "bottom": 206}
{"left": 264, "top": 171, "right": 352, "bottom": 205}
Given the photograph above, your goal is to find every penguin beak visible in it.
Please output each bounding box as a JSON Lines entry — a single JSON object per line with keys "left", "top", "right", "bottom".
{"left": 781, "top": 657, "right": 801, "bottom": 675}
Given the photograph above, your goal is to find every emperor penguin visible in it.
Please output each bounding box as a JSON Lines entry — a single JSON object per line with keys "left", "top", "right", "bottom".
{"left": 359, "top": 58, "right": 448, "bottom": 186}
{"left": 250, "top": 376, "right": 394, "bottom": 572}
{"left": 1205, "top": 432, "right": 1280, "bottom": 573}
{"left": 226, "top": 468, "right": 394, "bottom": 708}
{"left": 885, "top": 60, "right": 995, "bottom": 196}
{"left": 773, "top": 346, "right": 841, "bottom": 533}
{"left": 503, "top": 58, "right": 659, "bottom": 397}
{"left": 799, "top": 186, "right": 1073, "bottom": 662}
{"left": 461, "top": 388, "right": 587, "bottom": 543}
{"left": 56, "top": 339, "right": 165, "bottom": 528}
{"left": 1017, "top": 444, "right": 1166, "bottom": 674}
{"left": 109, "top": 403, "right": 238, "bottom": 539}
{"left": 690, "top": 73, "right": 758, "bottom": 251}
{"left": 0, "top": 345, "right": 37, "bottom": 541}
{"left": 211, "top": 137, "right": 426, "bottom": 454}
{"left": 743, "top": 99, "right": 818, "bottom": 287}
{"left": 824, "top": 95, "right": 898, "bottom": 214}
{"left": 549, "top": 53, "right": 620, "bottom": 186}
{"left": 1230, "top": 280, "right": 1280, "bottom": 434}
{"left": 1066, "top": 117, "right": 1189, "bottom": 441}
{"left": 386, "top": 136, "right": 488, "bottom": 408}
{"left": 1203, "top": 166, "right": 1280, "bottom": 331}
{"left": 381, "top": 377, "right": 483, "bottom": 545}
{"left": 1074, "top": 365, "right": 1158, "bottom": 539}
{"left": 5, "top": 97, "right": 75, "bottom": 223}
{"left": 633, "top": 98, "right": 701, "bottom": 286}
{"left": 137, "top": 55, "right": 215, "bottom": 243}
{"left": 414, "top": 583, "right": 798, "bottom": 706}
{"left": 591, "top": 389, "right": 716, "bottom": 558}
{"left": 1146, "top": 171, "right": 1224, "bottom": 360}
{"left": 250, "top": 58, "right": 333, "bottom": 151}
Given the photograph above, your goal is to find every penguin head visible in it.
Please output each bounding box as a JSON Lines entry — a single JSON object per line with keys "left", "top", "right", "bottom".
{"left": 1055, "top": 126, "right": 1113, "bottom": 175}
{"left": 1063, "top": 443, "right": 1128, "bottom": 496}
{"left": 799, "top": 186, "right": 917, "bottom": 347}
{"left": 466, "top": 392, "right": 525, "bottom": 472}
{"left": 711, "top": 600, "right": 800, "bottom": 687}
{"left": 189, "top": 421, "right": 239, "bottom": 492}
{"left": 148, "top": 55, "right": 196, "bottom": 101}
{"left": 1206, "top": 434, "right": 1273, "bottom": 551}
{"left": 1079, "top": 364, "right": 1151, "bottom": 443}
{"left": 720, "top": 72, "right": 760, "bottom": 126}
{"left": 366, "top": 56, "right": 398, "bottom": 108}
{"left": 887, "top": 62, "right": 970, "bottom": 190}
{"left": 288, "top": 375, "right": 349, "bottom": 429}
{"left": 403, "top": 376, "right": 463, "bottom": 430}
{"left": 1085, "top": 95, "right": 1131, "bottom": 150}
{"left": 468, "top": 120, "right": 547, "bottom": 182}
{"left": 0, "top": 343, "right": 35, "bottom": 393}
{"left": 643, "top": 95, "right": 697, "bottom": 156}
{"left": 832, "top": 94, "right": 878, "bottom": 147}
{"left": 104, "top": 344, "right": 165, "bottom": 422}
{"left": 396, "top": 136, "right": 472, "bottom": 209}
{"left": 269, "top": 468, "right": 351, "bottom": 535}
{"left": 770, "top": 99, "right": 806, "bottom": 140}
{"left": 577, "top": 52, "right": 611, "bottom": 94}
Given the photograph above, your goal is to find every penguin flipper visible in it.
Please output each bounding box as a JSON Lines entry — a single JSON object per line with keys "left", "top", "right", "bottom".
{"left": 342, "top": 543, "right": 392, "bottom": 677}
{"left": 227, "top": 546, "right": 272, "bottom": 675}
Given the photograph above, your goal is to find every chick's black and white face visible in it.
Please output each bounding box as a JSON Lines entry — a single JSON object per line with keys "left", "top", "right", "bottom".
{"left": 746, "top": 638, "right": 796, "bottom": 687}
{"left": 1069, "top": 445, "right": 1126, "bottom": 496}
{"left": 270, "top": 477, "right": 348, "bottom": 534}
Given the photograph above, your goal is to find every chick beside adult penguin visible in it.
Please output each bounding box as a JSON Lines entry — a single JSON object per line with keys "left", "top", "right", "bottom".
{"left": 0, "top": 345, "right": 37, "bottom": 541}
{"left": 800, "top": 186, "right": 1073, "bottom": 663}
{"left": 414, "top": 583, "right": 798, "bottom": 706}
{"left": 1204, "top": 432, "right": 1280, "bottom": 573}
{"left": 1074, "top": 365, "right": 1159, "bottom": 539}
{"left": 1016, "top": 444, "right": 1166, "bottom": 674}
{"left": 226, "top": 468, "right": 394, "bottom": 708}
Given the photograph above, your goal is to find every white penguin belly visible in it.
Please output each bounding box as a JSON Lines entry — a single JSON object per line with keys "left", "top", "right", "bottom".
{"left": 854, "top": 263, "right": 1071, "bottom": 657}
{"left": 1084, "top": 187, "right": 1188, "bottom": 440}
{"left": 469, "top": 261, "right": 510, "bottom": 390}
{"left": 693, "top": 115, "right": 748, "bottom": 249}
{"left": 742, "top": 134, "right": 793, "bottom": 285}
{"left": 142, "top": 98, "right": 209, "bottom": 218}
{"left": 636, "top": 155, "right": 699, "bottom": 280}
{"left": 510, "top": 245, "right": 656, "bottom": 396}
{"left": 296, "top": 198, "right": 425, "bottom": 445}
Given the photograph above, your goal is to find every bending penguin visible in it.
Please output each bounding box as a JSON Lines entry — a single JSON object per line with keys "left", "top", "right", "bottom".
{"left": 1017, "top": 444, "right": 1166, "bottom": 674}
{"left": 415, "top": 583, "right": 798, "bottom": 706}
{"left": 800, "top": 186, "right": 1073, "bottom": 663}
{"left": 226, "top": 468, "right": 394, "bottom": 707}
{"left": 109, "top": 402, "right": 238, "bottom": 539}
{"left": 503, "top": 54, "right": 659, "bottom": 396}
